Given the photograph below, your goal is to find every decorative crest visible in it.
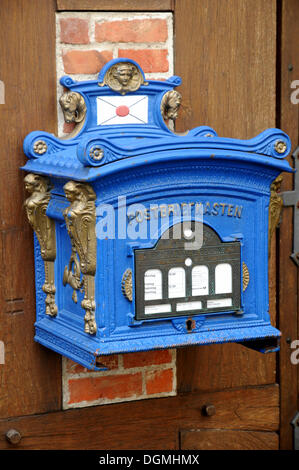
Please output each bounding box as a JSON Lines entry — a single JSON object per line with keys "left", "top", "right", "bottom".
{"left": 98, "top": 60, "right": 147, "bottom": 95}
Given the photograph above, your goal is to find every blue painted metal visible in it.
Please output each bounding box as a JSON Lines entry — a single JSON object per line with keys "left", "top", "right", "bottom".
{"left": 21, "top": 58, "right": 293, "bottom": 370}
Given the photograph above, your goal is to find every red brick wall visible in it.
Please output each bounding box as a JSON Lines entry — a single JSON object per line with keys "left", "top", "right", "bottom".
{"left": 63, "top": 350, "right": 176, "bottom": 409}
{"left": 56, "top": 12, "right": 176, "bottom": 409}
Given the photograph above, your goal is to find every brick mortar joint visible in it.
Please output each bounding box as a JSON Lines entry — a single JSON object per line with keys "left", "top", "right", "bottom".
{"left": 61, "top": 43, "right": 170, "bottom": 49}
{"left": 57, "top": 11, "right": 173, "bottom": 21}
{"left": 64, "top": 390, "right": 177, "bottom": 410}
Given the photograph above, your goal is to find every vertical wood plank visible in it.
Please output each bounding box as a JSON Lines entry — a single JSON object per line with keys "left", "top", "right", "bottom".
{"left": 278, "top": 0, "right": 299, "bottom": 450}
{"left": 0, "top": 0, "right": 61, "bottom": 418}
{"left": 174, "top": 0, "right": 277, "bottom": 139}
{"left": 174, "top": 0, "right": 278, "bottom": 392}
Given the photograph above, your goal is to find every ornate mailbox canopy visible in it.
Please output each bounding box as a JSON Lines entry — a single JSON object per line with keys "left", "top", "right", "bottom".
{"left": 22, "top": 58, "right": 293, "bottom": 370}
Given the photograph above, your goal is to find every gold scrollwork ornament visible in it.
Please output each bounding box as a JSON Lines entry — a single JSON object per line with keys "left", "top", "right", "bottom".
{"left": 33, "top": 140, "right": 47, "bottom": 155}
{"left": 24, "top": 173, "right": 58, "bottom": 317}
{"left": 122, "top": 269, "right": 132, "bottom": 302}
{"left": 63, "top": 181, "right": 97, "bottom": 335}
{"left": 242, "top": 262, "right": 250, "bottom": 292}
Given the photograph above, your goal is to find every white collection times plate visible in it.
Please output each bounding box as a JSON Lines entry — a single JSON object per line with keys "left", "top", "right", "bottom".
{"left": 97, "top": 95, "right": 148, "bottom": 126}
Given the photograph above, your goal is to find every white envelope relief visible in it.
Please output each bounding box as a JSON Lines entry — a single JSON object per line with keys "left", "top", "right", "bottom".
{"left": 97, "top": 95, "right": 148, "bottom": 125}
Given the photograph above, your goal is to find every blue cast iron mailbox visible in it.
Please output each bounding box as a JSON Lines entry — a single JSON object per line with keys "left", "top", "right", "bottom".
{"left": 22, "top": 58, "right": 292, "bottom": 370}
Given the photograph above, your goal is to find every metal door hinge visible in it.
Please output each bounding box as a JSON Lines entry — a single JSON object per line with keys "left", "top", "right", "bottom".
{"left": 281, "top": 146, "right": 299, "bottom": 267}
{"left": 291, "top": 411, "right": 299, "bottom": 450}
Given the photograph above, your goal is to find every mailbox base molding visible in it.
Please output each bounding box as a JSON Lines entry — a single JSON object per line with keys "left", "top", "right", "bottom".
{"left": 34, "top": 317, "right": 280, "bottom": 371}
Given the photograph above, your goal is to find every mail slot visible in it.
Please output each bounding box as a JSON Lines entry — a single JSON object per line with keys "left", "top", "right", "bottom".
{"left": 21, "top": 58, "right": 293, "bottom": 370}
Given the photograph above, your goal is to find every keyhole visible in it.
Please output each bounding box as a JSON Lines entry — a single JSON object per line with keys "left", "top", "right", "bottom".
{"left": 186, "top": 318, "right": 194, "bottom": 332}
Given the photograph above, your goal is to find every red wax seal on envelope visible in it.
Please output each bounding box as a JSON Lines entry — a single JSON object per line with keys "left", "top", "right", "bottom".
{"left": 116, "top": 105, "right": 130, "bottom": 117}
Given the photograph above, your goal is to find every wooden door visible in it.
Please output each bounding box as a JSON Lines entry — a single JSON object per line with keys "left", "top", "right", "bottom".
{"left": 0, "top": 0, "right": 297, "bottom": 450}
{"left": 175, "top": 0, "right": 279, "bottom": 450}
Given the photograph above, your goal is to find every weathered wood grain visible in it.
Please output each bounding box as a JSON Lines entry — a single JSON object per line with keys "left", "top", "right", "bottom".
{"left": 0, "top": 0, "right": 61, "bottom": 419}
{"left": 181, "top": 429, "right": 279, "bottom": 450}
{"left": 175, "top": 0, "right": 278, "bottom": 392}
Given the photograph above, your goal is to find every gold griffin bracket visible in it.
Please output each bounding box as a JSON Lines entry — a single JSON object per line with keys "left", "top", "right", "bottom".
{"left": 63, "top": 181, "right": 97, "bottom": 335}
{"left": 268, "top": 174, "right": 283, "bottom": 257}
{"left": 24, "top": 173, "right": 58, "bottom": 317}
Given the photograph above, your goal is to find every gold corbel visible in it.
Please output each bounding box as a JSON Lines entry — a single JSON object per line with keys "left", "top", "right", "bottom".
{"left": 24, "top": 173, "right": 57, "bottom": 317}
{"left": 63, "top": 181, "right": 97, "bottom": 335}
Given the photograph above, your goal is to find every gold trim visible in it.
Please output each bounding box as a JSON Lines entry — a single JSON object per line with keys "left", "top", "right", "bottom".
{"left": 98, "top": 61, "right": 147, "bottom": 95}
{"left": 268, "top": 174, "right": 283, "bottom": 253}
{"left": 62, "top": 253, "right": 82, "bottom": 303}
{"left": 242, "top": 262, "right": 249, "bottom": 292}
{"left": 24, "top": 173, "right": 57, "bottom": 316}
{"left": 63, "top": 181, "right": 97, "bottom": 335}
{"left": 122, "top": 268, "right": 132, "bottom": 302}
